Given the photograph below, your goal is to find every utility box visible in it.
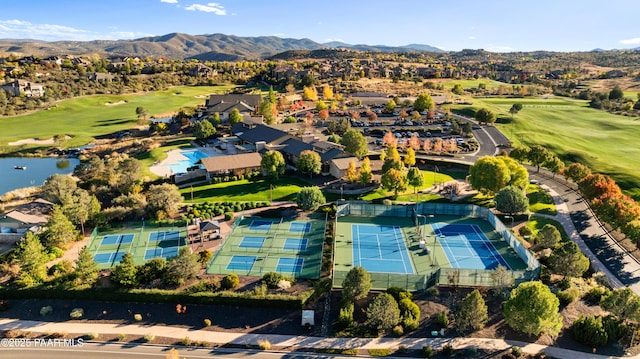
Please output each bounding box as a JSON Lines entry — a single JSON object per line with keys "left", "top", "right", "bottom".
{"left": 301, "top": 310, "right": 315, "bottom": 327}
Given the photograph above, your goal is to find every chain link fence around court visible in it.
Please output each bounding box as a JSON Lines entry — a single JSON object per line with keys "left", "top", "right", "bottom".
{"left": 333, "top": 202, "right": 540, "bottom": 290}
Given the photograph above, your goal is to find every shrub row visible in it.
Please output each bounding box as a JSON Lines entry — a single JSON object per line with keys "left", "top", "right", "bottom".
{"left": 184, "top": 201, "right": 270, "bottom": 220}
{"left": 210, "top": 171, "right": 261, "bottom": 184}
{"left": 0, "top": 287, "right": 314, "bottom": 309}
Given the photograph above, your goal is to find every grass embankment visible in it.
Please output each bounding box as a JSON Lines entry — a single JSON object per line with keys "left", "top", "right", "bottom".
{"left": 527, "top": 215, "right": 570, "bottom": 242}
{"left": 526, "top": 184, "right": 557, "bottom": 215}
{"left": 449, "top": 95, "right": 640, "bottom": 199}
{"left": 355, "top": 170, "right": 455, "bottom": 202}
{"left": 180, "top": 177, "right": 312, "bottom": 203}
{"left": 439, "top": 79, "right": 511, "bottom": 90}
{"left": 0, "top": 85, "right": 236, "bottom": 151}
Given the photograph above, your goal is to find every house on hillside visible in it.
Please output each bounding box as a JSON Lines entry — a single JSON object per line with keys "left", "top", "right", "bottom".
{"left": 199, "top": 152, "right": 263, "bottom": 177}
{"left": 204, "top": 94, "right": 261, "bottom": 122}
{"left": 1, "top": 79, "right": 45, "bottom": 97}
{"left": 0, "top": 199, "right": 54, "bottom": 243}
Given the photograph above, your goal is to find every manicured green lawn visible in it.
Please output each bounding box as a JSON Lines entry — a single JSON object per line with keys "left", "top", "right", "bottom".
{"left": 440, "top": 79, "right": 511, "bottom": 90}
{"left": 527, "top": 215, "right": 570, "bottom": 242}
{"left": 180, "top": 176, "right": 311, "bottom": 203}
{"left": 450, "top": 95, "right": 640, "bottom": 199}
{"left": 359, "top": 170, "right": 454, "bottom": 201}
{"left": 0, "top": 85, "right": 236, "bottom": 151}
{"left": 527, "top": 184, "right": 557, "bottom": 215}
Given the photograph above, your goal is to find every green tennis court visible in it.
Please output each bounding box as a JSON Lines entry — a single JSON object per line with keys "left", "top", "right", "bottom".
{"left": 206, "top": 216, "right": 325, "bottom": 279}
{"left": 88, "top": 222, "right": 188, "bottom": 269}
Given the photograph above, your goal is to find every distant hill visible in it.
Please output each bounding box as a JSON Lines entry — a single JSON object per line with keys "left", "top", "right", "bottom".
{"left": 0, "top": 32, "right": 443, "bottom": 59}
{"left": 323, "top": 41, "right": 443, "bottom": 53}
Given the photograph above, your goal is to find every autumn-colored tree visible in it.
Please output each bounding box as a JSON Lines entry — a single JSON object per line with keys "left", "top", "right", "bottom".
{"left": 359, "top": 157, "right": 373, "bottom": 185}
{"left": 564, "top": 162, "right": 591, "bottom": 183}
{"left": 381, "top": 168, "right": 407, "bottom": 197}
{"left": 346, "top": 160, "right": 359, "bottom": 183}
{"left": 399, "top": 110, "right": 408, "bottom": 119}
{"left": 367, "top": 111, "right": 378, "bottom": 122}
{"left": 579, "top": 174, "right": 621, "bottom": 201}
{"left": 408, "top": 134, "right": 421, "bottom": 150}
{"left": 404, "top": 147, "right": 416, "bottom": 167}
{"left": 383, "top": 131, "right": 397, "bottom": 147}
{"left": 385, "top": 100, "right": 397, "bottom": 112}
{"left": 318, "top": 109, "right": 329, "bottom": 121}
{"left": 322, "top": 85, "right": 334, "bottom": 100}
{"left": 302, "top": 85, "right": 318, "bottom": 101}
{"left": 349, "top": 111, "right": 361, "bottom": 120}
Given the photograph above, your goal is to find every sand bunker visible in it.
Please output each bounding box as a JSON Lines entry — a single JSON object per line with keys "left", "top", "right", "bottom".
{"left": 105, "top": 100, "right": 127, "bottom": 106}
{"left": 8, "top": 136, "right": 71, "bottom": 146}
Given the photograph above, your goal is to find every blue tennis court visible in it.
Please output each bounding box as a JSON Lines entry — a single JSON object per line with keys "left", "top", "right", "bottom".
{"left": 283, "top": 238, "right": 308, "bottom": 251}
{"left": 250, "top": 220, "right": 273, "bottom": 231}
{"left": 100, "top": 234, "right": 135, "bottom": 246}
{"left": 276, "top": 257, "right": 304, "bottom": 274}
{"left": 227, "top": 255, "right": 257, "bottom": 271}
{"left": 148, "top": 230, "right": 181, "bottom": 242}
{"left": 239, "top": 236, "right": 266, "bottom": 249}
{"left": 93, "top": 251, "right": 127, "bottom": 264}
{"left": 144, "top": 246, "right": 180, "bottom": 260}
{"left": 432, "top": 223, "right": 511, "bottom": 270}
{"left": 289, "top": 221, "right": 311, "bottom": 233}
{"left": 352, "top": 224, "right": 414, "bottom": 274}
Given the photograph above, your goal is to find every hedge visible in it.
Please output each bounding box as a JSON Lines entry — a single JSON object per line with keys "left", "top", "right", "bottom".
{"left": 0, "top": 287, "right": 314, "bottom": 309}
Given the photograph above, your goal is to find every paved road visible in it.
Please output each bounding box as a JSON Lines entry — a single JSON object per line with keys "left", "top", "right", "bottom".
{"left": 0, "top": 319, "right": 628, "bottom": 359}
{"left": 529, "top": 169, "right": 640, "bottom": 293}
{"left": 442, "top": 111, "right": 640, "bottom": 294}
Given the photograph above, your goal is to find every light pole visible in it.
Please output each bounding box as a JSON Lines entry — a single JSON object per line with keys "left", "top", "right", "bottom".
{"left": 504, "top": 215, "right": 514, "bottom": 227}
{"left": 416, "top": 214, "right": 425, "bottom": 238}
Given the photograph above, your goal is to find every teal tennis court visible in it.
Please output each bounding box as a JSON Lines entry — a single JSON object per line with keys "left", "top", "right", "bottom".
{"left": 144, "top": 247, "right": 180, "bottom": 260}
{"left": 239, "top": 236, "right": 266, "bottom": 249}
{"left": 100, "top": 234, "right": 135, "bottom": 246}
{"left": 283, "top": 238, "right": 308, "bottom": 251}
{"left": 432, "top": 223, "right": 511, "bottom": 270}
{"left": 352, "top": 224, "right": 414, "bottom": 274}
{"left": 250, "top": 220, "right": 273, "bottom": 231}
{"left": 276, "top": 257, "right": 304, "bottom": 274}
{"left": 289, "top": 221, "right": 311, "bottom": 233}
{"left": 93, "top": 251, "right": 127, "bottom": 265}
{"left": 227, "top": 255, "right": 258, "bottom": 271}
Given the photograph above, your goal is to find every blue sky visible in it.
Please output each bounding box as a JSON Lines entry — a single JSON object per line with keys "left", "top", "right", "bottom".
{"left": 1, "top": 0, "right": 640, "bottom": 52}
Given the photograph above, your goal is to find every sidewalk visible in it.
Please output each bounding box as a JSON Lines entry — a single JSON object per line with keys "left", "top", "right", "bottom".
{"left": 0, "top": 318, "right": 628, "bottom": 359}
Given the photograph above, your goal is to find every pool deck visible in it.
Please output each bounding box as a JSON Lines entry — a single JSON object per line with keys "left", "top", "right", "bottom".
{"left": 149, "top": 143, "right": 225, "bottom": 177}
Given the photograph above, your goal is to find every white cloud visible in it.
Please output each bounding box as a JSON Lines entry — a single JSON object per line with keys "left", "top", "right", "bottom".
{"left": 325, "top": 38, "right": 344, "bottom": 43}
{"left": 185, "top": 3, "right": 226, "bottom": 15}
{"left": 0, "top": 19, "right": 150, "bottom": 41}
{"left": 468, "top": 36, "right": 476, "bottom": 40}
{"left": 160, "top": 0, "right": 178, "bottom": 3}
{"left": 273, "top": 33, "right": 285, "bottom": 37}
{"left": 620, "top": 37, "right": 640, "bottom": 45}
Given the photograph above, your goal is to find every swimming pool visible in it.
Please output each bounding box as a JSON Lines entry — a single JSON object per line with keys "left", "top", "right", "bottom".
{"left": 169, "top": 149, "right": 209, "bottom": 174}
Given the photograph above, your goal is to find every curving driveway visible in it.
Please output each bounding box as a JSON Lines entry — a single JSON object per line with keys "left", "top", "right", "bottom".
{"left": 435, "top": 113, "right": 640, "bottom": 294}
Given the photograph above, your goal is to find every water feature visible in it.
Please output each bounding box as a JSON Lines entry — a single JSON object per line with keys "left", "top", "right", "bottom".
{"left": 168, "top": 149, "right": 209, "bottom": 174}
{"left": 0, "top": 157, "right": 80, "bottom": 195}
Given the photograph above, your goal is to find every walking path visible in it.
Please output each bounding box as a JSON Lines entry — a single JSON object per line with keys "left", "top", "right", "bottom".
{"left": 0, "top": 318, "right": 629, "bottom": 359}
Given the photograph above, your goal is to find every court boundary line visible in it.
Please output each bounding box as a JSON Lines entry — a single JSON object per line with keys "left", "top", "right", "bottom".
{"left": 435, "top": 223, "right": 512, "bottom": 270}
{"left": 276, "top": 257, "right": 304, "bottom": 274}
{"left": 352, "top": 224, "right": 415, "bottom": 274}
{"left": 470, "top": 224, "right": 512, "bottom": 270}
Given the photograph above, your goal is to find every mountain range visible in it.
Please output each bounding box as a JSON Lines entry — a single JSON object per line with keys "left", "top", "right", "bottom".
{"left": 0, "top": 33, "right": 443, "bottom": 60}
